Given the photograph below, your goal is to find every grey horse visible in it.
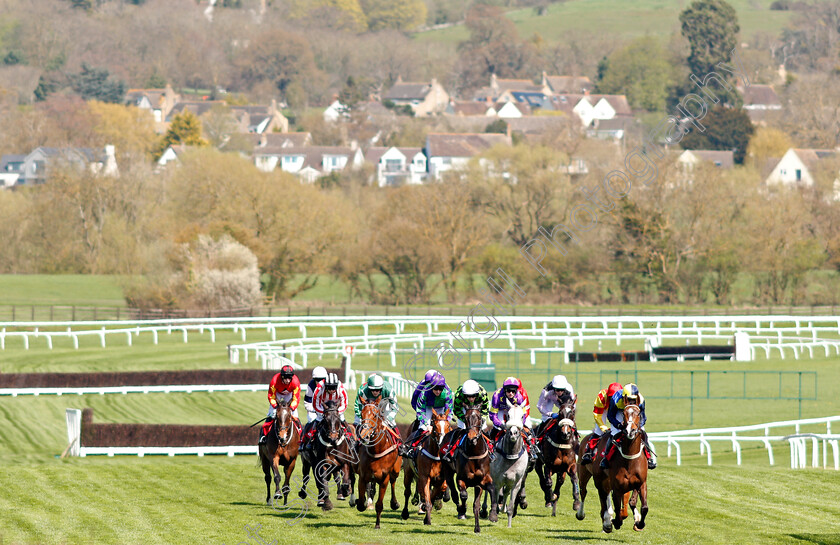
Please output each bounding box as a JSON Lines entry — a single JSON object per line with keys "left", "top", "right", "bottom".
{"left": 488, "top": 406, "right": 529, "bottom": 528}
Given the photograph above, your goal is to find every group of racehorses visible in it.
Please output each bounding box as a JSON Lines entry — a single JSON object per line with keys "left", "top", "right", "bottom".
{"left": 257, "top": 396, "right": 648, "bottom": 533}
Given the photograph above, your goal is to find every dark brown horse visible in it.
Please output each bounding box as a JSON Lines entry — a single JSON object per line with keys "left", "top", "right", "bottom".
{"left": 576, "top": 405, "right": 648, "bottom": 533}
{"left": 536, "top": 403, "right": 581, "bottom": 517}
{"left": 259, "top": 398, "right": 300, "bottom": 506}
{"left": 297, "top": 401, "right": 357, "bottom": 511}
{"left": 401, "top": 409, "right": 451, "bottom": 525}
{"left": 355, "top": 399, "right": 402, "bottom": 528}
{"left": 446, "top": 406, "right": 495, "bottom": 533}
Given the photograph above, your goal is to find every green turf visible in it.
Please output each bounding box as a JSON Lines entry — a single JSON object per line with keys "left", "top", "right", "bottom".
{"left": 414, "top": 0, "right": 794, "bottom": 44}
{"left": 0, "top": 275, "right": 127, "bottom": 307}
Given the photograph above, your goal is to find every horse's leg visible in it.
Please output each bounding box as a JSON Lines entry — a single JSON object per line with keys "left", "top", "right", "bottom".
{"left": 517, "top": 472, "right": 529, "bottom": 509}
{"left": 509, "top": 478, "right": 525, "bottom": 528}
{"left": 401, "top": 466, "right": 412, "bottom": 520}
{"left": 621, "top": 491, "right": 631, "bottom": 521}
{"left": 634, "top": 482, "right": 648, "bottom": 531}
{"left": 374, "top": 474, "right": 388, "bottom": 529}
{"left": 261, "top": 454, "right": 272, "bottom": 506}
{"left": 356, "top": 469, "right": 368, "bottom": 512}
{"left": 488, "top": 480, "right": 499, "bottom": 524}
{"left": 472, "top": 485, "right": 483, "bottom": 533}
{"left": 281, "top": 458, "right": 295, "bottom": 505}
{"left": 390, "top": 466, "right": 401, "bottom": 511}
{"left": 457, "top": 478, "right": 468, "bottom": 520}
{"left": 479, "top": 488, "right": 489, "bottom": 519}
{"left": 420, "top": 474, "right": 432, "bottom": 525}
{"left": 570, "top": 463, "right": 582, "bottom": 513}
{"left": 542, "top": 465, "right": 554, "bottom": 505}
{"left": 576, "top": 463, "right": 590, "bottom": 521}
{"left": 298, "top": 455, "right": 310, "bottom": 499}
{"left": 611, "top": 489, "right": 625, "bottom": 530}
{"left": 552, "top": 471, "right": 565, "bottom": 517}
{"left": 347, "top": 462, "right": 357, "bottom": 507}
{"left": 598, "top": 486, "right": 613, "bottom": 534}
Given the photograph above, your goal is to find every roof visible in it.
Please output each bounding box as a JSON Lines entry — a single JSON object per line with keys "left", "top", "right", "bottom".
{"left": 742, "top": 84, "right": 781, "bottom": 108}
{"left": 495, "top": 78, "right": 544, "bottom": 93}
{"left": 258, "top": 146, "right": 358, "bottom": 171}
{"left": 31, "top": 147, "right": 104, "bottom": 163}
{"left": 1, "top": 154, "right": 26, "bottom": 172}
{"left": 588, "top": 94, "right": 632, "bottom": 115}
{"left": 166, "top": 100, "right": 226, "bottom": 121}
{"left": 495, "top": 101, "right": 531, "bottom": 115}
{"left": 545, "top": 75, "right": 593, "bottom": 94}
{"left": 425, "top": 133, "right": 511, "bottom": 158}
{"left": 589, "top": 116, "right": 636, "bottom": 131}
{"left": 507, "top": 115, "right": 572, "bottom": 135}
{"left": 365, "top": 146, "right": 424, "bottom": 164}
{"left": 383, "top": 82, "right": 431, "bottom": 101}
{"left": 793, "top": 148, "right": 837, "bottom": 168}
{"left": 449, "top": 101, "right": 494, "bottom": 116}
{"left": 681, "top": 149, "right": 735, "bottom": 168}
{"left": 510, "top": 92, "right": 555, "bottom": 110}
{"left": 126, "top": 88, "right": 167, "bottom": 107}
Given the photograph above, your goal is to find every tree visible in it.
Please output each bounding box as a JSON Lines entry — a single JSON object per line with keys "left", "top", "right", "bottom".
{"left": 288, "top": 0, "right": 368, "bottom": 32}
{"left": 88, "top": 100, "right": 157, "bottom": 162}
{"left": 745, "top": 127, "right": 792, "bottom": 168}
{"left": 236, "top": 30, "right": 321, "bottom": 104}
{"left": 154, "top": 110, "right": 208, "bottom": 160}
{"left": 596, "top": 37, "right": 677, "bottom": 112}
{"left": 680, "top": 106, "right": 754, "bottom": 164}
{"left": 69, "top": 63, "right": 126, "bottom": 103}
{"left": 678, "top": 0, "right": 741, "bottom": 107}
{"left": 360, "top": 0, "right": 427, "bottom": 31}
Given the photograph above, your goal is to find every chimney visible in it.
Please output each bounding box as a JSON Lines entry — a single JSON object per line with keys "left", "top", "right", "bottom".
{"left": 103, "top": 145, "right": 118, "bottom": 176}
{"left": 490, "top": 73, "right": 498, "bottom": 92}
{"left": 541, "top": 71, "right": 548, "bottom": 88}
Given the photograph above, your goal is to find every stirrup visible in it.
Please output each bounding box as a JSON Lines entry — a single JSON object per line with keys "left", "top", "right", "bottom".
{"left": 647, "top": 457, "right": 657, "bottom": 470}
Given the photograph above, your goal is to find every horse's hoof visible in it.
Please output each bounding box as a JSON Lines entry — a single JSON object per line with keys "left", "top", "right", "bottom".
{"left": 336, "top": 493, "right": 345, "bottom": 501}
{"left": 401, "top": 508, "right": 409, "bottom": 520}
{"left": 551, "top": 493, "right": 557, "bottom": 502}
{"left": 374, "top": 524, "right": 380, "bottom": 530}
{"left": 576, "top": 511, "right": 585, "bottom": 521}
{"left": 489, "top": 512, "right": 498, "bottom": 523}
{"left": 545, "top": 502, "right": 552, "bottom": 508}
{"left": 479, "top": 508, "right": 488, "bottom": 519}
{"left": 322, "top": 500, "right": 333, "bottom": 511}
{"left": 356, "top": 499, "right": 365, "bottom": 512}
{"left": 458, "top": 514, "right": 466, "bottom": 520}
{"left": 634, "top": 523, "right": 645, "bottom": 532}
{"left": 519, "top": 500, "right": 528, "bottom": 510}
{"left": 423, "top": 519, "right": 431, "bottom": 526}
{"left": 411, "top": 495, "right": 419, "bottom": 506}
{"left": 317, "top": 499, "right": 325, "bottom": 507}
{"left": 474, "top": 527, "right": 481, "bottom": 534}
{"left": 298, "top": 490, "right": 307, "bottom": 500}
{"left": 390, "top": 500, "right": 400, "bottom": 511}
{"left": 434, "top": 499, "right": 443, "bottom": 511}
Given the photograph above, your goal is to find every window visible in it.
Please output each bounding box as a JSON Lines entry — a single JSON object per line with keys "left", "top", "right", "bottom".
{"left": 385, "top": 159, "right": 401, "bottom": 172}
{"left": 796, "top": 169, "right": 802, "bottom": 181}
{"left": 714, "top": 161, "right": 722, "bottom": 167}
{"left": 780, "top": 169, "right": 787, "bottom": 175}
{"left": 442, "top": 157, "right": 452, "bottom": 165}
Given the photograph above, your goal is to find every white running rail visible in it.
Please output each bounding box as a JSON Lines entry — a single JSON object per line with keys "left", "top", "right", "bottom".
{"left": 2, "top": 384, "right": 267, "bottom": 397}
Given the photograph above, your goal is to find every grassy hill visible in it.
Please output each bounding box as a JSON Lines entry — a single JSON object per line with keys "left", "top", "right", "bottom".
{"left": 415, "top": 0, "right": 794, "bottom": 45}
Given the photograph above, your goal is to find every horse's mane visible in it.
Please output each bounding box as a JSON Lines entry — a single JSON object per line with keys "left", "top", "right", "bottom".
{"left": 324, "top": 400, "right": 338, "bottom": 411}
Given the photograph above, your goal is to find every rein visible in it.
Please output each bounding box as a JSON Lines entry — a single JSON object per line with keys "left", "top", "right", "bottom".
{"left": 545, "top": 417, "right": 576, "bottom": 450}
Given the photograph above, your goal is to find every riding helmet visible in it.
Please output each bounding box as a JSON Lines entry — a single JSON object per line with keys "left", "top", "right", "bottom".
{"left": 280, "top": 365, "right": 295, "bottom": 379}
{"left": 312, "top": 366, "right": 328, "bottom": 380}
{"left": 503, "top": 376, "right": 519, "bottom": 391}
{"left": 622, "top": 383, "right": 640, "bottom": 402}
{"left": 367, "top": 374, "right": 384, "bottom": 389}
{"left": 325, "top": 373, "right": 340, "bottom": 389}
{"left": 462, "top": 379, "right": 480, "bottom": 396}
{"left": 551, "top": 374, "right": 570, "bottom": 391}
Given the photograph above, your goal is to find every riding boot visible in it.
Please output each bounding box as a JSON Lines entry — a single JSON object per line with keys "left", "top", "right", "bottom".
{"left": 580, "top": 439, "right": 595, "bottom": 464}
{"left": 599, "top": 440, "right": 617, "bottom": 469}
{"left": 642, "top": 431, "right": 657, "bottom": 469}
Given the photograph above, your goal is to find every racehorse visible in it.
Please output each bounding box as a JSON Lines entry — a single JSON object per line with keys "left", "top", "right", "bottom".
{"left": 258, "top": 398, "right": 300, "bottom": 506}
{"left": 297, "top": 400, "right": 357, "bottom": 511}
{"left": 401, "top": 408, "right": 451, "bottom": 525}
{"left": 576, "top": 404, "right": 648, "bottom": 533}
{"left": 488, "top": 406, "right": 528, "bottom": 528}
{"left": 355, "top": 399, "right": 402, "bottom": 528}
{"left": 446, "top": 405, "right": 495, "bottom": 533}
{"left": 535, "top": 402, "right": 581, "bottom": 517}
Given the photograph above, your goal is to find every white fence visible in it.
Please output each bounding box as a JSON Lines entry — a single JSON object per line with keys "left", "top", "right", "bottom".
{"left": 2, "top": 384, "right": 266, "bottom": 397}
{"left": 648, "top": 415, "right": 840, "bottom": 469}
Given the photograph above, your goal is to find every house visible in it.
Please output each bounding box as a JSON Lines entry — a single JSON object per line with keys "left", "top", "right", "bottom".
{"left": 739, "top": 84, "right": 782, "bottom": 124}
{"left": 507, "top": 114, "right": 579, "bottom": 139}
{"left": 495, "top": 101, "right": 530, "bottom": 118}
{"left": 473, "top": 74, "right": 552, "bottom": 103}
{"left": 323, "top": 100, "right": 348, "bottom": 123}
{"left": 445, "top": 101, "right": 497, "bottom": 117}
{"left": 424, "top": 133, "right": 511, "bottom": 181}
{"left": 765, "top": 148, "right": 837, "bottom": 187}
{"left": 569, "top": 94, "right": 632, "bottom": 126}
{"left": 0, "top": 154, "right": 25, "bottom": 188}
{"left": 382, "top": 77, "right": 449, "bottom": 116}
{"left": 17, "top": 146, "right": 117, "bottom": 186}
{"left": 126, "top": 84, "right": 181, "bottom": 124}
{"left": 229, "top": 100, "right": 289, "bottom": 133}
{"left": 254, "top": 145, "right": 364, "bottom": 183}
{"left": 165, "top": 100, "right": 227, "bottom": 122}
{"left": 586, "top": 116, "right": 637, "bottom": 141}
{"left": 156, "top": 144, "right": 197, "bottom": 168}
{"left": 365, "top": 147, "right": 427, "bottom": 187}
{"left": 544, "top": 73, "right": 594, "bottom": 95}
{"left": 251, "top": 132, "right": 312, "bottom": 150}
{"left": 676, "top": 150, "right": 735, "bottom": 170}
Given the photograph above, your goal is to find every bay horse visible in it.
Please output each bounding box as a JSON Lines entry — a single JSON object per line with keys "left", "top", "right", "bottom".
{"left": 297, "top": 401, "right": 357, "bottom": 511}
{"left": 488, "top": 406, "right": 528, "bottom": 528}
{"left": 259, "top": 398, "right": 300, "bottom": 506}
{"left": 535, "top": 402, "right": 581, "bottom": 517}
{"left": 576, "top": 404, "right": 648, "bottom": 533}
{"left": 401, "top": 408, "right": 451, "bottom": 525}
{"left": 355, "top": 399, "right": 402, "bottom": 528}
{"left": 446, "top": 405, "right": 495, "bottom": 533}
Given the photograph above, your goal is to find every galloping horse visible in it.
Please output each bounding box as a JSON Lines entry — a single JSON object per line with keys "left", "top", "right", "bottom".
{"left": 259, "top": 398, "right": 300, "bottom": 506}
{"left": 536, "top": 402, "right": 581, "bottom": 517}
{"left": 576, "top": 404, "right": 648, "bottom": 533}
{"left": 446, "top": 405, "right": 495, "bottom": 534}
{"left": 401, "top": 409, "right": 451, "bottom": 525}
{"left": 297, "top": 401, "right": 357, "bottom": 511}
{"left": 488, "top": 405, "right": 529, "bottom": 528}
{"left": 355, "top": 399, "right": 402, "bottom": 529}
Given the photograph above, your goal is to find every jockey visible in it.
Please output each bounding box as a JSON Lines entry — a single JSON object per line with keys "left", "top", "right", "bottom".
{"left": 354, "top": 373, "right": 401, "bottom": 445}
{"left": 399, "top": 371, "right": 453, "bottom": 457}
{"left": 410, "top": 369, "right": 442, "bottom": 411}
{"left": 440, "top": 379, "right": 489, "bottom": 463}
{"left": 580, "top": 382, "right": 623, "bottom": 465}
{"left": 534, "top": 375, "right": 576, "bottom": 441}
{"left": 259, "top": 365, "right": 301, "bottom": 445}
{"left": 303, "top": 366, "right": 329, "bottom": 422}
{"left": 301, "top": 372, "right": 354, "bottom": 452}
{"left": 489, "top": 377, "right": 537, "bottom": 463}
{"left": 599, "top": 383, "right": 657, "bottom": 470}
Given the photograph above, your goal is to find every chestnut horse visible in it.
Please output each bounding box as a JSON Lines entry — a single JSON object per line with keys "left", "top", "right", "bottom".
{"left": 401, "top": 409, "right": 451, "bottom": 525}
{"left": 576, "top": 404, "right": 648, "bottom": 533}
{"left": 355, "top": 399, "right": 402, "bottom": 529}
{"left": 536, "top": 402, "right": 581, "bottom": 517}
{"left": 446, "top": 406, "right": 495, "bottom": 534}
{"left": 259, "top": 398, "right": 300, "bottom": 506}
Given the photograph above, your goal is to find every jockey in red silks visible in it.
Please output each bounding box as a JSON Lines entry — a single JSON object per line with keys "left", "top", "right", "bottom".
{"left": 259, "top": 365, "right": 301, "bottom": 444}
{"left": 489, "top": 377, "right": 537, "bottom": 463}
{"left": 580, "top": 382, "right": 623, "bottom": 464}
{"left": 599, "top": 383, "right": 657, "bottom": 470}
{"left": 301, "top": 372, "right": 354, "bottom": 452}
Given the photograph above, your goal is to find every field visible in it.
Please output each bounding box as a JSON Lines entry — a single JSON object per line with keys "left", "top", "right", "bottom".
{"left": 2, "top": 305, "right": 840, "bottom": 543}
{"left": 415, "top": 0, "right": 795, "bottom": 44}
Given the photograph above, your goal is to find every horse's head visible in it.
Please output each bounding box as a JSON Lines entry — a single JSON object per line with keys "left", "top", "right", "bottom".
{"left": 505, "top": 406, "right": 524, "bottom": 440}
{"left": 274, "top": 399, "right": 293, "bottom": 446}
{"left": 465, "top": 405, "right": 483, "bottom": 443}
{"left": 323, "top": 400, "right": 342, "bottom": 443}
{"left": 556, "top": 402, "right": 576, "bottom": 442}
{"left": 430, "top": 409, "right": 450, "bottom": 446}
{"left": 358, "top": 400, "right": 381, "bottom": 445}
{"left": 623, "top": 404, "right": 641, "bottom": 441}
